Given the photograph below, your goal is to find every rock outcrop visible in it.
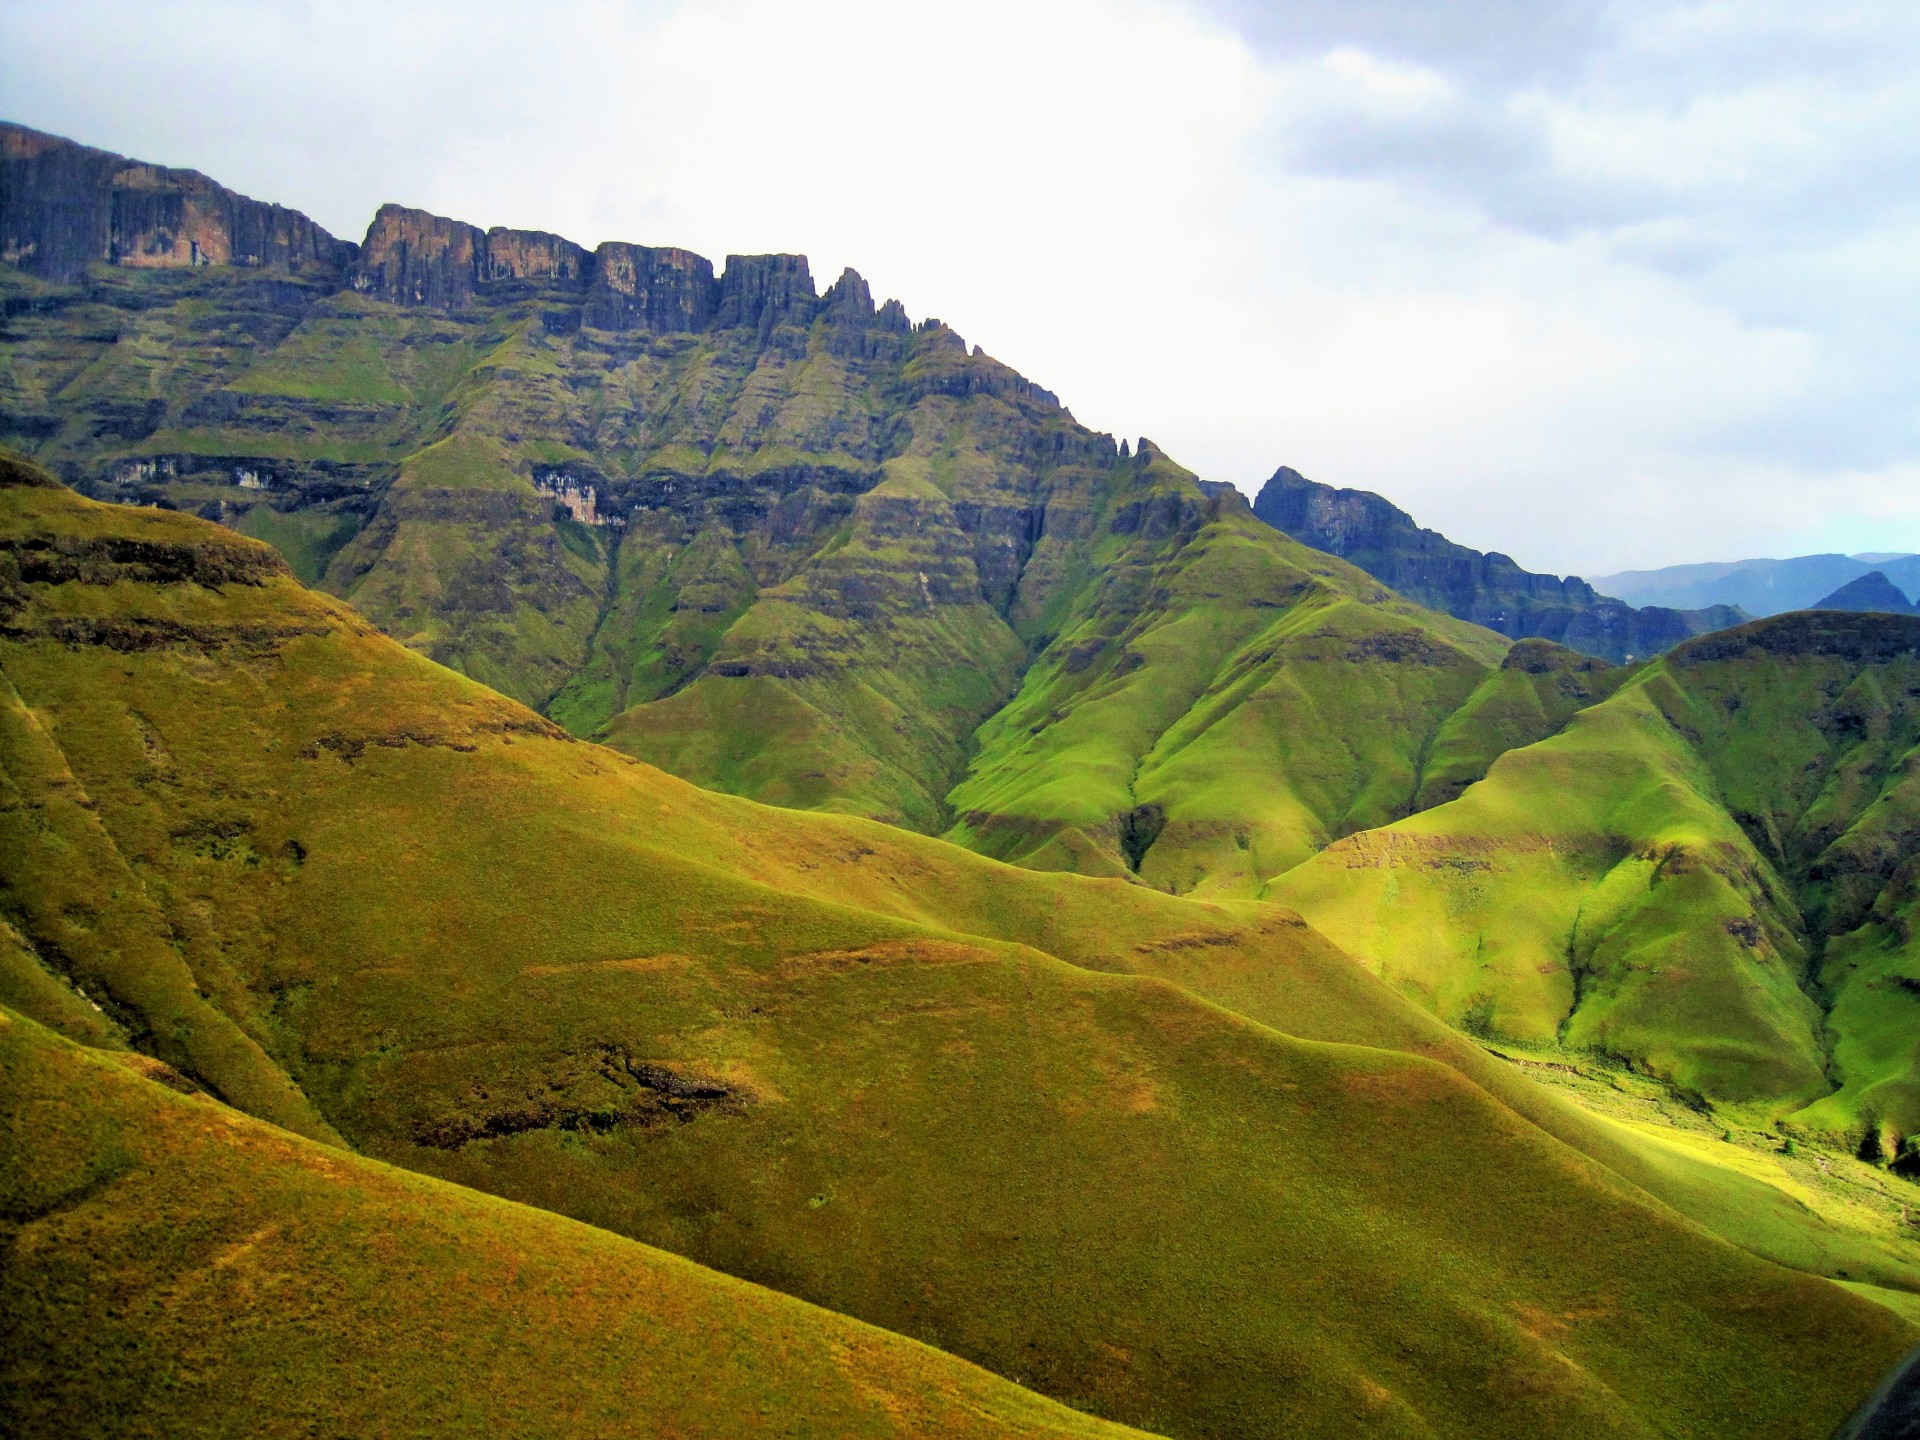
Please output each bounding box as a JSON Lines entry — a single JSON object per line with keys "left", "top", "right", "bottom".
{"left": 349, "top": 205, "right": 593, "bottom": 308}
{"left": 714, "top": 253, "right": 816, "bottom": 336}
{"left": 0, "top": 121, "right": 354, "bottom": 281}
{"left": 583, "top": 242, "right": 717, "bottom": 332}
{"left": 348, "top": 208, "right": 821, "bottom": 337}
{"left": 1252, "top": 465, "right": 1743, "bottom": 662}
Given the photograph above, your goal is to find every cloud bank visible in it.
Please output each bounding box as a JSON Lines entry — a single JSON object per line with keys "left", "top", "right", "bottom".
{"left": 4, "top": 0, "right": 1918, "bottom": 573}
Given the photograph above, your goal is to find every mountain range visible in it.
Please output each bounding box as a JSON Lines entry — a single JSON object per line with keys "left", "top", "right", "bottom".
{"left": 1250, "top": 465, "right": 1747, "bottom": 662}
{"left": 1596, "top": 552, "right": 1920, "bottom": 616}
{"left": 5, "top": 120, "right": 1920, "bottom": 1440}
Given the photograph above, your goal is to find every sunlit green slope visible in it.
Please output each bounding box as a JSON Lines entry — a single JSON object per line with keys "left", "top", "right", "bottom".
{"left": 0, "top": 1010, "right": 1158, "bottom": 1440}
{"left": 1274, "top": 612, "right": 1920, "bottom": 1140}
{"left": 938, "top": 447, "right": 1513, "bottom": 891}
{"left": 2, "top": 453, "right": 1911, "bottom": 1439}
{"left": 604, "top": 457, "right": 1026, "bottom": 829}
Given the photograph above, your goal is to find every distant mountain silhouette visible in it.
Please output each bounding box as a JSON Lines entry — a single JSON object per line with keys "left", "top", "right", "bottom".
{"left": 1812, "top": 571, "right": 1916, "bottom": 615}
{"left": 1595, "top": 553, "right": 1920, "bottom": 616}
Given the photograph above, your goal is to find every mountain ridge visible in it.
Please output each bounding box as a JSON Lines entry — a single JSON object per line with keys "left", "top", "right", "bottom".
{"left": 1251, "top": 464, "right": 1746, "bottom": 663}
{"left": 2, "top": 118, "right": 1533, "bottom": 883}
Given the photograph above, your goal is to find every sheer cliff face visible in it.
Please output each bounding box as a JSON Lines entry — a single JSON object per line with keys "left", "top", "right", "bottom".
{"left": 1251, "top": 465, "right": 1742, "bottom": 662}
{"left": 348, "top": 205, "right": 600, "bottom": 308}
{"left": 0, "top": 122, "right": 354, "bottom": 280}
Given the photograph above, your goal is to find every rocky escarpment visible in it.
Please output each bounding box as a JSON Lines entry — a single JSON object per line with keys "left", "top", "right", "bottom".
{"left": 350, "top": 205, "right": 824, "bottom": 341}
{"left": 348, "top": 204, "right": 592, "bottom": 309}
{"left": 1252, "top": 466, "right": 1744, "bottom": 663}
{"left": 0, "top": 121, "right": 354, "bottom": 281}
{"left": 583, "top": 241, "right": 718, "bottom": 332}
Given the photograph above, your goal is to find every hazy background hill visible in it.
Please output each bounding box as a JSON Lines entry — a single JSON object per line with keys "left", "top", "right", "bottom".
{"left": 1595, "top": 553, "right": 1920, "bottom": 617}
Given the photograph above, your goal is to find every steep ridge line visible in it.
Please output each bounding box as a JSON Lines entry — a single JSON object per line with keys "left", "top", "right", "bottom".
{"left": 1251, "top": 464, "right": 1746, "bottom": 664}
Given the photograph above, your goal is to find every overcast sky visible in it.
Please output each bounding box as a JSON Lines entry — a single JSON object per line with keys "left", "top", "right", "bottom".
{"left": 5, "top": 0, "right": 1920, "bottom": 575}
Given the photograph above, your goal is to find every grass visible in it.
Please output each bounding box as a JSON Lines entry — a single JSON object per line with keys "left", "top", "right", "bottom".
{"left": 1272, "top": 614, "right": 1920, "bottom": 1140}
{"left": 1, "top": 451, "right": 1914, "bottom": 1440}
{"left": 946, "top": 463, "right": 1508, "bottom": 889}
{"left": 1272, "top": 672, "right": 1830, "bottom": 1114}
{"left": 607, "top": 460, "right": 1026, "bottom": 829}
{"left": 0, "top": 1009, "right": 1154, "bottom": 1440}
{"left": 323, "top": 432, "right": 608, "bottom": 705}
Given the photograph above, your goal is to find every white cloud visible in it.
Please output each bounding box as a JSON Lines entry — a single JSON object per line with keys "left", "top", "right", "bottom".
{"left": 3, "top": 0, "right": 1919, "bottom": 573}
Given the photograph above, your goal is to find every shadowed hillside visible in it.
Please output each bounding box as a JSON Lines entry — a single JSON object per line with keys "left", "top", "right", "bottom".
{"left": 1251, "top": 465, "right": 1745, "bottom": 662}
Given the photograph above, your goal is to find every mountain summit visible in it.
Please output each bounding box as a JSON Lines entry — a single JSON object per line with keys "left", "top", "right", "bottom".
{"left": 1814, "top": 570, "right": 1916, "bottom": 614}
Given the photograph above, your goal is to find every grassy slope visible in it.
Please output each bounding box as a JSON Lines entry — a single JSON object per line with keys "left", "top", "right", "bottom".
{"left": 1659, "top": 617, "right": 1920, "bottom": 1146}
{"left": 607, "top": 460, "right": 1026, "bottom": 829}
{"left": 946, "top": 458, "right": 1509, "bottom": 892}
{"left": 1274, "top": 614, "right": 1920, "bottom": 1137}
{"left": 1, "top": 454, "right": 1912, "bottom": 1440}
{"left": 599, "top": 339, "right": 1111, "bottom": 832}
{"left": 326, "top": 429, "right": 608, "bottom": 704}
{"left": 1272, "top": 671, "right": 1828, "bottom": 1113}
{"left": 0, "top": 1010, "right": 1154, "bottom": 1440}
{"left": 1413, "top": 638, "right": 1626, "bottom": 810}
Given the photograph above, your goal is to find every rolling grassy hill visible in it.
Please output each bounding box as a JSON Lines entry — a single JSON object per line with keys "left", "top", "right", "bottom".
{"left": 0, "top": 1008, "right": 1157, "bottom": 1440}
{"left": 2, "top": 451, "right": 1915, "bottom": 1438}
{"left": 1273, "top": 611, "right": 1920, "bottom": 1144}
{"left": 9, "top": 119, "right": 1920, "bottom": 1434}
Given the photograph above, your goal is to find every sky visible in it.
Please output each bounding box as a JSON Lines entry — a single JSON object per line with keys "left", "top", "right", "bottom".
{"left": 4, "top": 0, "right": 1920, "bottom": 576}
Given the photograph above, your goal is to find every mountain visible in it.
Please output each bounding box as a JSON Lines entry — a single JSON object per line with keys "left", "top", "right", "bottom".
{"left": 25, "top": 122, "right": 1798, "bottom": 904}
{"left": 1, "top": 120, "right": 1540, "bottom": 885}
{"left": 2, "top": 448, "right": 1913, "bottom": 1438}
{"left": 1251, "top": 465, "right": 1746, "bottom": 662}
{"left": 1595, "top": 553, "right": 1920, "bottom": 618}
{"left": 1816, "top": 571, "right": 1917, "bottom": 615}
{"left": 1274, "top": 610, "right": 1920, "bottom": 1142}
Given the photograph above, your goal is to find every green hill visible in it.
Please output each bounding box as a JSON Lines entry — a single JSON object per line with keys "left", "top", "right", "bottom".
{"left": 0, "top": 1008, "right": 1154, "bottom": 1440}
{"left": 1273, "top": 611, "right": 1920, "bottom": 1143}
{"left": 1, "top": 449, "right": 1914, "bottom": 1439}
{"left": 10, "top": 122, "right": 1920, "bottom": 1436}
